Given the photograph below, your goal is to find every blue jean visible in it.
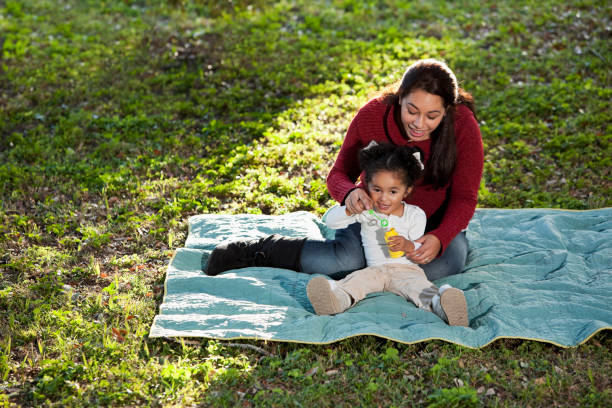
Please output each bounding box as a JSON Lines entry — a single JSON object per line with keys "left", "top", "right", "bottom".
{"left": 299, "top": 223, "right": 468, "bottom": 282}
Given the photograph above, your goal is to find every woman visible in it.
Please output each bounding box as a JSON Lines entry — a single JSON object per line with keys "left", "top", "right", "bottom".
{"left": 205, "top": 59, "right": 484, "bottom": 281}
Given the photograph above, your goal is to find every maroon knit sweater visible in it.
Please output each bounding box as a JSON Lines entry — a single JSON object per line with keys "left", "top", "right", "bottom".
{"left": 327, "top": 98, "right": 484, "bottom": 254}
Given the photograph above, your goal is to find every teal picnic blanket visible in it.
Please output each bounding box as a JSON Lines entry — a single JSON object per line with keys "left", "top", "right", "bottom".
{"left": 149, "top": 208, "right": 612, "bottom": 348}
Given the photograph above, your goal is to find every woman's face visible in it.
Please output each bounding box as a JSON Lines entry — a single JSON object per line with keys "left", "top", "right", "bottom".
{"left": 400, "top": 89, "right": 446, "bottom": 142}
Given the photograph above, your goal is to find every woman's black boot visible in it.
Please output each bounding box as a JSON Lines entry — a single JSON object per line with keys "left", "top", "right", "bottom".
{"left": 203, "top": 234, "right": 307, "bottom": 276}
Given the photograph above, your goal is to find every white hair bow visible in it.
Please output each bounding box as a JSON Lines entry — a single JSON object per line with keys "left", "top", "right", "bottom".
{"left": 413, "top": 152, "right": 425, "bottom": 170}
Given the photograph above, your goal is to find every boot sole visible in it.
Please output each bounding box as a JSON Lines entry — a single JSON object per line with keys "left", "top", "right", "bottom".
{"left": 307, "top": 276, "right": 343, "bottom": 315}
{"left": 440, "top": 288, "right": 469, "bottom": 327}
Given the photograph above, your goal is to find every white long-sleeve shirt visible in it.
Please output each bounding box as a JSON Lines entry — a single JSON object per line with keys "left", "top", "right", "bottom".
{"left": 323, "top": 202, "right": 426, "bottom": 267}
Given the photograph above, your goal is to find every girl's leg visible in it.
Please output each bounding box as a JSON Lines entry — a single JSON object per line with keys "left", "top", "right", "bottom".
{"left": 421, "top": 231, "right": 468, "bottom": 281}
{"left": 299, "top": 223, "right": 366, "bottom": 279}
{"left": 384, "top": 264, "right": 438, "bottom": 309}
{"left": 336, "top": 265, "right": 387, "bottom": 304}
{"left": 317, "top": 264, "right": 429, "bottom": 311}
{"left": 385, "top": 264, "right": 468, "bottom": 326}
{"left": 307, "top": 265, "right": 386, "bottom": 315}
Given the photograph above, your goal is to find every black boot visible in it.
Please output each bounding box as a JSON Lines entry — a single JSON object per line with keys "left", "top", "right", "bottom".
{"left": 203, "top": 234, "right": 307, "bottom": 276}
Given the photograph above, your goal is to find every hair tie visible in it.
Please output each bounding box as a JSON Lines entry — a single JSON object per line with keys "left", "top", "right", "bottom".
{"left": 413, "top": 152, "right": 425, "bottom": 170}
{"left": 364, "top": 140, "right": 379, "bottom": 150}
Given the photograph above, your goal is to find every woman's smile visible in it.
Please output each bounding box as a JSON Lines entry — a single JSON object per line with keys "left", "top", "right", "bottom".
{"left": 407, "top": 126, "right": 426, "bottom": 139}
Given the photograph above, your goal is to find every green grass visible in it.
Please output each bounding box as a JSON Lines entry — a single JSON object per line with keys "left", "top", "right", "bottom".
{"left": 1, "top": 0, "right": 611, "bottom": 406}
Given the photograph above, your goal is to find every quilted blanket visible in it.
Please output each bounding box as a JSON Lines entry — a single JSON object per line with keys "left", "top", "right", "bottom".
{"left": 149, "top": 208, "right": 612, "bottom": 348}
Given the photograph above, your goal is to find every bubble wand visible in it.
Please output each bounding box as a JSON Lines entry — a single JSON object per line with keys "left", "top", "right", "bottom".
{"left": 367, "top": 209, "right": 389, "bottom": 228}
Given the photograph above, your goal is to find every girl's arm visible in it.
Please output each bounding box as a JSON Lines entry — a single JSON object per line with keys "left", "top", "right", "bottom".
{"left": 322, "top": 204, "right": 359, "bottom": 230}
{"left": 387, "top": 207, "right": 427, "bottom": 254}
{"left": 407, "top": 207, "right": 427, "bottom": 242}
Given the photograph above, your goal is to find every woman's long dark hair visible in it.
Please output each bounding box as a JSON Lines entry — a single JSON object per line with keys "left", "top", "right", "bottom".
{"left": 379, "top": 59, "right": 476, "bottom": 189}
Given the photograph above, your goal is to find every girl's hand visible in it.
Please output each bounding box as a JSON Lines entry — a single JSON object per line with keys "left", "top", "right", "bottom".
{"left": 345, "top": 188, "right": 373, "bottom": 215}
{"left": 406, "top": 234, "right": 441, "bottom": 265}
{"left": 386, "top": 235, "right": 415, "bottom": 253}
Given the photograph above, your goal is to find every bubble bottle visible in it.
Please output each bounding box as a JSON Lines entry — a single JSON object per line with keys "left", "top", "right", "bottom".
{"left": 384, "top": 228, "right": 404, "bottom": 258}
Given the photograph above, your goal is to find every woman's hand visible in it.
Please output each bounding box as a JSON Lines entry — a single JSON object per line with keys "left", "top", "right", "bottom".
{"left": 406, "top": 234, "right": 441, "bottom": 265}
{"left": 345, "top": 188, "right": 373, "bottom": 215}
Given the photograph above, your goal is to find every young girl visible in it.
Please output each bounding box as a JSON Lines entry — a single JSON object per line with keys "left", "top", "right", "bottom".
{"left": 307, "top": 142, "right": 468, "bottom": 326}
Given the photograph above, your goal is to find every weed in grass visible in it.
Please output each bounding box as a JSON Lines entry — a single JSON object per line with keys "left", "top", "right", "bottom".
{"left": 426, "top": 385, "right": 480, "bottom": 408}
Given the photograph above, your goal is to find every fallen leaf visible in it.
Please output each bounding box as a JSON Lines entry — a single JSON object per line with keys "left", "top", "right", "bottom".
{"left": 305, "top": 366, "right": 318, "bottom": 377}
{"left": 111, "top": 328, "right": 125, "bottom": 342}
{"left": 534, "top": 377, "right": 546, "bottom": 385}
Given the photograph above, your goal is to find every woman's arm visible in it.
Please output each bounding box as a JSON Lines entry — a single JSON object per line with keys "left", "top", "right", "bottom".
{"left": 326, "top": 116, "right": 365, "bottom": 204}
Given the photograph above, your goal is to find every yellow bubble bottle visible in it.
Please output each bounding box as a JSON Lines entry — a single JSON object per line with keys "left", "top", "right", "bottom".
{"left": 384, "top": 228, "right": 404, "bottom": 258}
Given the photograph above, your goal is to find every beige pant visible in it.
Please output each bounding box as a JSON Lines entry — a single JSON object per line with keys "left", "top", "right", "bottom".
{"left": 338, "top": 263, "right": 438, "bottom": 310}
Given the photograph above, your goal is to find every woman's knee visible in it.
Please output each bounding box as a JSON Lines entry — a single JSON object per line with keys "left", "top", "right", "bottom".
{"left": 423, "top": 232, "right": 468, "bottom": 281}
{"left": 332, "top": 240, "right": 366, "bottom": 271}
{"left": 330, "top": 223, "right": 366, "bottom": 271}
{"left": 299, "top": 224, "right": 365, "bottom": 277}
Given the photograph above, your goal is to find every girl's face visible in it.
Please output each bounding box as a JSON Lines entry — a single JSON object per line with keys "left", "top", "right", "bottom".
{"left": 367, "top": 170, "right": 412, "bottom": 216}
{"left": 400, "top": 89, "right": 446, "bottom": 142}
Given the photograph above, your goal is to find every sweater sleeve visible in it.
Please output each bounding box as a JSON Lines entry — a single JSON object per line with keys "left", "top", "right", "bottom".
{"left": 429, "top": 106, "right": 484, "bottom": 252}
{"left": 326, "top": 108, "right": 367, "bottom": 204}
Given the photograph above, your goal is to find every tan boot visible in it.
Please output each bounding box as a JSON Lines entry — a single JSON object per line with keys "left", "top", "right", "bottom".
{"left": 307, "top": 276, "right": 352, "bottom": 315}
{"left": 432, "top": 284, "right": 468, "bottom": 327}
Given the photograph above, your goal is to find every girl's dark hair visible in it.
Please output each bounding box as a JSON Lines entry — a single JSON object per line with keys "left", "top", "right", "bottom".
{"left": 358, "top": 142, "right": 424, "bottom": 188}
{"left": 379, "top": 59, "right": 476, "bottom": 189}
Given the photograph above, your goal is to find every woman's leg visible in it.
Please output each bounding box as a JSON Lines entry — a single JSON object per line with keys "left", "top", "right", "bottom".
{"left": 204, "top": 223, "right": 365, "bottom": 277}
{"left": 203, "top": 234, "right": 306, "bottom": 276}
{"left": 299, "top": 222, "right": 366, "bottom": 279}
{"left": 421, "top": 232, "right": 468, "bottom": 281}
